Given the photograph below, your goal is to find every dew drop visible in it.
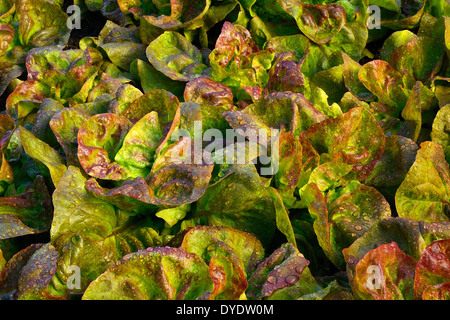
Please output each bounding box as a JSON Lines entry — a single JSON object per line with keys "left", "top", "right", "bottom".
{"left": 267, "top": 275, "right": 277, "bottom": 285}
{"left": 285, "top": 275, "right": 299, "bottom": 285}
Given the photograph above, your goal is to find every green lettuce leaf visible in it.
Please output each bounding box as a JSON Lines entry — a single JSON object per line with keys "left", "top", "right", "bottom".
{"left": 182, "top": 163, "right": 276, "bottom": 246}
{"left": 395, "top": 141, "right": 450, "bottom": 222}
{"left": 302, "top": 180, "right": 391, "bottom": 268}
{"left": 431, "top": 104, "right": 450, "bottom": 163}
{"left": 343, "top": 217, "right": 450, "bottom": 264}
{"left": 208, "top": 255, "right": 247, "bottom": 300}
{"left": 389, "top": 35, "right": 445, "bottom": 83}
{"left": 184, "top": 76, "right": 234, "bottom": 108}
{"left": 51, "top": 166, "right": 117, "bottom": 242}
{"left": 82, "top": 20, "right": 146, "bottom": 72}
{"left": 114, "top": 111, "right": 163, "bottom": 178}
{"left": 273, "top": 131, "right": 302, "bottom": 207}
{"left": 118, "top": 88, "right": 179, "bottom": 123}
{"left": 209, "top": 22, "right": 274, "bottom": 100}
{"left": 299, "top": 107, "right": 385, "bottom": 181}
{"left": 129, "top": 58, "right": 186, "bottom": 98}
{"left": 49, "top": 108, "right": 89, "bottom": 167}
{"left": 77, "top": 113, "right": 134, "bottom": 180}
{"left": 364, "top": 135, "right": 419, "bottom": 187}
{"left": 121, "top": 0, "right": 217, "bottom": 46}
{"left": 84, "top": 136, "right": 214, "bottom": 210}
{"left": 0, "top": 176, "right": 52, "bottom": 239}
{"left": 16, "top": 0, "right": 70, "bottom": 48}
{"left": 375, "top": 0, "right": 426, "bottom": 30}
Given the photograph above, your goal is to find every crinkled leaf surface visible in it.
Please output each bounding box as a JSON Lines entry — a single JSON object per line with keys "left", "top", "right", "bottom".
{"left": 82, "top": 246, "right": 213, "bottom": 300}
{"left": 395, "top": 141, "right": 450, "bottom": 222}
{"left": 302, "top": 180, "right": 391, "bottom": 268}
{"left": 180, "top": 225, "right": 264, "bottom": 275}
{"left": 431, "top": 104, "right": 450, "bottom": 163}
{"left": 344, "top": 217, "right": 450, "bottom": 265}
{"left": 49, "top": 108, "right": 90, "bottom": 167}
{"left": 85, "top": 136, "right": 213, "bottom": 210}
{"left": 15, "top": 243, "right": 59, "bottom": 300}
{"left": 51, "top": 166, "right": 117, "bottom": 243}
{"left": 77, "top": 113, "right": 133, "bottom": 180}
{"left": 146, "top": 31, "right": 208, "bottom": 81}
{"left": 365, "top": 135, "right": 419, "bottom": 187}
{"left": 247, "top": 242, "right": 317, "bottom": 299}
{"left": 183, "top": 164, "right": 275, "bottom": 246}
{"left": 0, "top": 176, "right": 52, "bottom": 239}
{"left": 276, "top": 0, "right": 347, "bottom": 45}
{"left": 300, "top": 107, "right": 385, "bottom": 181}
{"left": 114, "top": 111, "right": 163, "bottom": 178}
{"left": 209, "top": 22, "right": 274, "bottom": 100}
{"left": 19, "top": 126, "right": 67, "bottom": 186}
{"left": 352, "top": 242, "right": 416, "bottom": 300}
{"left": 16, "top": 0, "right": 70, "bottom": 47}
{"left": 184, "top": 76, "right": 233, "bottom": 108}
{"left": 358, "top": 60, "right": 409, "bottom": 110}
{"left": 119, "top": 89, "right": 179, "bottom": 123}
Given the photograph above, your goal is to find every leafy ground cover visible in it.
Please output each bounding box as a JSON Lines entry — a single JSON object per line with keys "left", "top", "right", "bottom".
{"left": 0, "top": 0, "right": 449, "bottom": 300}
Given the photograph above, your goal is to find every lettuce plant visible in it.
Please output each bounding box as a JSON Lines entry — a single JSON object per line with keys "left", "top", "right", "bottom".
{"left": 0, "top": 0, "right": 70, "bottom": 96}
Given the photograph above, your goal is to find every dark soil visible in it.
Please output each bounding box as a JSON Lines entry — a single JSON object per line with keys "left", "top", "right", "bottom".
{"left": 63, "top": 0, "right": 108, "bottom": 49}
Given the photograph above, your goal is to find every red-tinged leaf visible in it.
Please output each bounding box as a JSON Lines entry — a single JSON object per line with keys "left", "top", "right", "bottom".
{"left": 0, "top": 176, "right": 52, "bottom": 238}
{"left": 414, "top": 239, "right": 450, "bottom": 300}
{"left": 358, "top": 60, "right": 408, "bottom": 110}
{"left": 300, "top": 107, "right": 385, "bottom": 181}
